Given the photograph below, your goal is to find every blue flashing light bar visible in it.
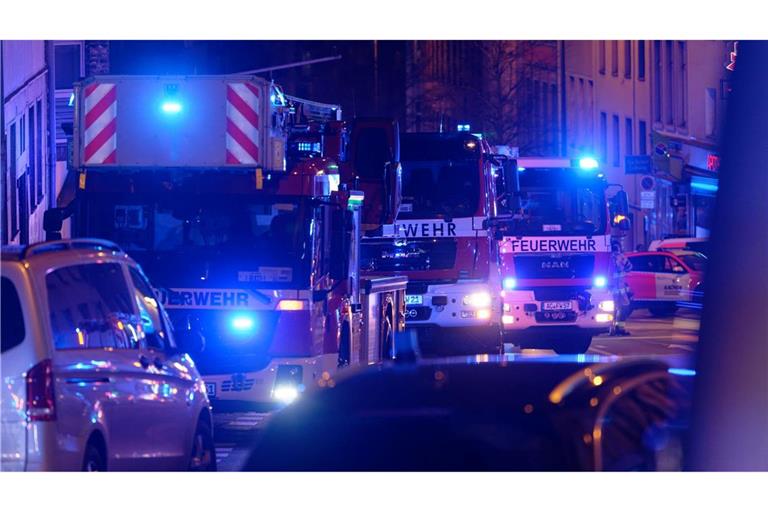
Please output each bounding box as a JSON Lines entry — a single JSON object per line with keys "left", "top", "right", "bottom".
{"left": 578, "top": 157, "right": 600, "bottom": 170}
{"left": 161, "top": 101, "right": 183, "bottom": 114}
{"left": 593, "top": 275, "right": 607, "bottom": 288}
{"left": 457, "top": 124, "right": 471, "bottom": 132}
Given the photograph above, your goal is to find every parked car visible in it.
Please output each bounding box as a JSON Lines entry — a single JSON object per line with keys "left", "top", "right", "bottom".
{"left": 244, "top": 354, "right": 694, "bottom": 470}
{"left": 1, "top": 239, "right": 215, "bottom": 471}
{"left": 624, "top": 251, "right": 705, "bottom": 316}
{"left": 648, "top": 237, "right": 709, "bottom": 257}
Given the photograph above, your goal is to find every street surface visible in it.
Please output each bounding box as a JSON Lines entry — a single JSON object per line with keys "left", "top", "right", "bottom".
{"left": 212, "top": 307, "right": 700, "bottom": 470}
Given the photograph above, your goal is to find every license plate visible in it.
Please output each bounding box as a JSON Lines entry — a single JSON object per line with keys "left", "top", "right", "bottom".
{"left": 543, "top": 301, "right": 572, "bottom": 311}
{"left": 205, "top": 382, "right": 216, "bottom": 397}
{"left": 405, "top": 295, "right": 423, "bottom": 305}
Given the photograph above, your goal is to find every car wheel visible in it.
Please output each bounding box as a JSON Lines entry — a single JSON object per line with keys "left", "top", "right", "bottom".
{"left": 553, "top": 335, "right": 592, "bottom": 355}
{"left": 189, "top": 418, "right": 216, "bottom": 471}
{"left": 82, "top": 442, "right": 106, "bottom": 472}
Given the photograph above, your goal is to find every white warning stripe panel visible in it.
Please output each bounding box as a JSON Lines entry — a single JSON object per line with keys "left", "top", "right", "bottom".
{"left": 84, "top": 103, "right": 116, "bottom": 146}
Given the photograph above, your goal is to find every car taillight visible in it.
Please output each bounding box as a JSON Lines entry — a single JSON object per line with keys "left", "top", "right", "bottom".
{"left": 26, "top": 359, "right": 56, "bottom": 422}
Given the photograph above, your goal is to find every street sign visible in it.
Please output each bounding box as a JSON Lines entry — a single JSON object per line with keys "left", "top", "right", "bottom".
{"left": 625, "top": 155, "right": 652, "bottom": 175}
{"left": 640, "top": 176, "right": 656, "bottom": 191}
{"left": 641, "top": 190, "right": 656, "bottom": 209}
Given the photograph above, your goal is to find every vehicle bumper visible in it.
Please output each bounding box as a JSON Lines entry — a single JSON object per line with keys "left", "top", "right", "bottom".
{"left": 404, "top": 281, "right": 501, "bottom": 330}
{"left": 500, "top": 288, "right": 614, "bottom": 334}
{"left": 203, "top": 353, "right": 339, "bottom": 407}
{"left": 410, "top": 324, "right": 501, "bottom": 356}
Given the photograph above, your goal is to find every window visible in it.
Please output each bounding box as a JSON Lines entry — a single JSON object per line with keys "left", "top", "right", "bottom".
{"left": 624, "top": 41, "right": 632, "bottom": 79}
{"left": 9, "top": 122, "right": 18, "bottom": 239}
{"left": 665, "top": 40, "right": 674, "bottom": 126}
{"left": 653, "top": 41, "right": 662, "bottom": 123}
{"left": 638, "top": 41, "right": 646, "bottom": 81}
{"left": 639, "top": 120, "right": 648, "bottom": 155}
{"left": 1, "top": 277, "right": 25, "bottom": 353}
{"left": 28, "top": 105, "right": 37, "bottom": 211}
{"left": 36, "top": 99, "right": 43, "bottom": 204}
{"left": 705, "top": 88, "right": 717, "bottom": 137}
{"left": 19, "top": 115, "right": 26, "bottom": 155}
{"left": 17, "top": 175, "right": 28, "bottom": 245}
{"left": 625, "top": 118, "right": 634, "bottom": 157}
{"left": 46, "top": 263, "right": 138, "bottom": 350}
{"left": 599, "top": 41, "right": 606, "bottom": 75}
{"left": 612, "top": 115, "right": 620, "bottom": 167}
{"left": 663, "top": 256, "right": 685, "bottom": 273}
{"left": 54, "top": 43, "right": 83, "bottom": 90}
{"left": 611, "top": 41, "right": 618, "bottom": 77}
{"left": 600, "top": 112, "right": 607, "bottom": 164}
{"left": 678, "top": 41, "right": 688, "bottom": 129}
{"left": 129, "top": 267, "right": 170, "bottom": 352}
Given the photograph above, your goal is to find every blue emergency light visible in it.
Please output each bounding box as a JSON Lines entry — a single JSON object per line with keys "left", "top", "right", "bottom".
{"left": 578, "top": 157, "right": 599, "bottom": 170}
{"left": 230, "top": 314, "right": 257, "bottom": 334}
{"left": 503, "top": 277, "right": 517, "bottom": 290}
{"left": 593, "top": 275, "right": 607, "bottom": 288}
{"left": 161, "top": 101, "right": 183, "bottom": 114}
{"left": 457, "top": 124, "right": 471, "bottom": 132}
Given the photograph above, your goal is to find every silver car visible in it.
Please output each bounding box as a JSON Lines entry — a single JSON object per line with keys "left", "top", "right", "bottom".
{"left": 1, "top": 239, "right": 215, "bottom": 471}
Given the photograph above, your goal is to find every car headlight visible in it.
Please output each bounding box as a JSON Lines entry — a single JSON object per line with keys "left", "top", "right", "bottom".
{"left": 598, "top": 300, "right": 615, "bottom": 312}
{"left": 462, "top": 291, "right": 492, "bottom": 308}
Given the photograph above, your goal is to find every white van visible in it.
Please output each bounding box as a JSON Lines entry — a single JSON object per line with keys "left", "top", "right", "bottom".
{"left": 1, "top": 239, "right": 215, "bottom": 471}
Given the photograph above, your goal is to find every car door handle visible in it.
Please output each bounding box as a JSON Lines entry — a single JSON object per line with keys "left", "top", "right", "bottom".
{"left": 153, "top": 357, "right": 164, "bottom": 370}
{"left": 139, "top": 355, "right": 151, "bottom": 369}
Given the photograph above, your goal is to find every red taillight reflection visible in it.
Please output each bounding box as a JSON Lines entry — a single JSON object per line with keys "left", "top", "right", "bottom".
{"left": 26, "top": 359, "right": 56, "bottom": 422}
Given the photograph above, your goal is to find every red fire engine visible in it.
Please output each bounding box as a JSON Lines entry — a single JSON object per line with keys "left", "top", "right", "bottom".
{"left": 44, "top": 75, "right": 406, "bottom": 406}
{"left": 488, "top": 155, "right": 630, "bottom": 354}
{"left": 359, "top": 132, "right": 503, "bottom": 354}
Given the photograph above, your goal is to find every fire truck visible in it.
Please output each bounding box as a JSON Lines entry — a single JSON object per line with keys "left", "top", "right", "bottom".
{"left": 43, "top": 75, "right": 406, "bottom": 406}
{"left": 360, "top": 132, "right": 503, "bottom": 355}
{"left": 488, "top": 155, "right": 630, "bottom": 354}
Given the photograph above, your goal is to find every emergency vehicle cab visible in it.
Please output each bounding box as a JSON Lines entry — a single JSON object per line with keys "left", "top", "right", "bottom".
{"left": 360, "top": 132, "right": 502, "bottom": 354}
{"left": 488, "top": 155, "right": 630, "bottom": 354}
{"left": 43, "top": 75, "right": 404, "bottom": 407}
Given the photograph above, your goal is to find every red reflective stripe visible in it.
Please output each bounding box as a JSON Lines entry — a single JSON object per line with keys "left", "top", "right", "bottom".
{"left": 226, "top": 86, "right": 259, "bottom": 128}
{"left": 102, "top": 149, "right": 117, "bottom": 164}
{"left": 244, "top": 82, "right": 260, "bottom": 97}
{"left": 85, "top": 86, "right": 117, "bottom": 127}
{"left": 225, "top": 149, "right": 240, "bottom": 164}
{"left": 84, "top": 118, "right": 117, "bottom": 161}
{"left": 226, "top": 119, "right": 259, "bottom": 161}
{"left": 85, "top": 84, "right": 98, "bottom": 97}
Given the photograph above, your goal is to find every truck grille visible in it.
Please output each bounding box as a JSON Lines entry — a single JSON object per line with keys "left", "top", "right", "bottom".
{"left": 514, "top": 255, "right": 595, "bottom": 279}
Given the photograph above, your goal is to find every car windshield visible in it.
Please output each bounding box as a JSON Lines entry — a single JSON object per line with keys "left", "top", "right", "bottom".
{"left": 399, "top": 160, "right": 480, "bottom": 219}
{"left": 679, "top": 253, "right": 707, "bottom": 271}
{"left": 88, "top": 195, "right": 312, "bottom": 288}
{"left": 505, "top": 183, "right": 607, "bottom": 236}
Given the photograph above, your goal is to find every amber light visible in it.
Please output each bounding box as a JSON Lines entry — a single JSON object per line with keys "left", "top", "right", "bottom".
{"left": 276, "top": 300, "right": 307, "bottom": 311}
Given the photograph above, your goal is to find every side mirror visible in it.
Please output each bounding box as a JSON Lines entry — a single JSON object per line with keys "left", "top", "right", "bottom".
{"left": 612, "top": 190, "right": 630, "bottom": 216}
{"left": 43, "top": 208, "right": 65, "bottom": 240}
{"left": 501, "top": 159, "right": 521, "bottom": 211}
{"left": 330, "top": 209, "right": 351, "bottom": 280}
{"left": 617, "top": 217, "right": 631, "bottom": 231}
{"left": 175, "top": 328, "right": 205, "bottom": 355}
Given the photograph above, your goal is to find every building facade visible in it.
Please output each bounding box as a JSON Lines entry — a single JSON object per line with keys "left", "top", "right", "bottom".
{"left": 2, "top": 40, "right": 56, "bottom": 246}
{"left": 564, "top": 40, "right": 731, "bottom": 249}
{"left": 406, "top": 40, "right": 561, "bottom": 153}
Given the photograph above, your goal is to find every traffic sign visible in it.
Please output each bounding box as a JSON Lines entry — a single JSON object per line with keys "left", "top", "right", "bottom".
{"left": 641, "top": 190, "right": 656, "bottom": 209}
{"left": 640, "top": 176, "right": 656, "bottom": 191}
{"left": 625, "top": 155, "right": 652, "bottom": 175}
